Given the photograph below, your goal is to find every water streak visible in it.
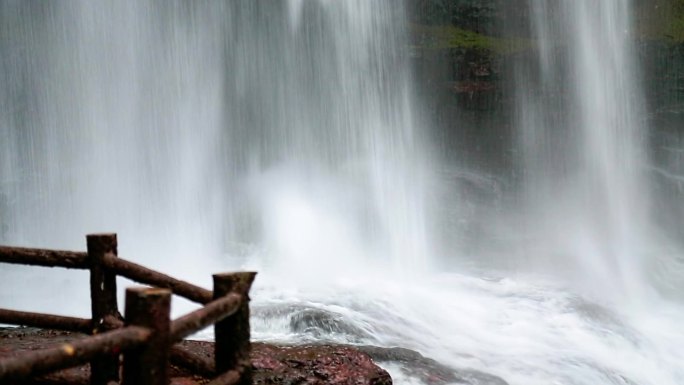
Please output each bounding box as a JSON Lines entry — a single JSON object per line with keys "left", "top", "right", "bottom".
{"left": 0, "top": 1, "right": 432, "bottom": 279}
{"left": 514, "top": 0, "right": 654, "bottom": 299}
{"left": 1, "top": 2, "right": 683, "bottom": 385}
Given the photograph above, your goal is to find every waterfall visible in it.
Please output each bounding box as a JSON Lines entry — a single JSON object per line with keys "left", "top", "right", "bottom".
{"left": 0, "top": 2, "right": 231, "bottom": 264}
{"left": 222, "top": 1, "right": 433, "bottom": 278}
{"left": 513, "top": 0, "right": 655, "bottom": 299}
{"left": 2, "top": 2, "right": 684, "bottom": 385}
{"left": 0, "top": 1, "right": 433, "bottom": 279}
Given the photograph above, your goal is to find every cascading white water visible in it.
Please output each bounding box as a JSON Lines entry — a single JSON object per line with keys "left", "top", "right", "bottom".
{"left": 0, "top": 2, "right": 230, "bottom": 262}
{"left": 1, "top": 1, "right": 684, "bottom": 385}
{"left": 0, "top": 0, "right": 437, "bottom": 322}
{"left": 222, "top": 1, "right": 433, "bottom": 278}
{"left": 0, "top": 0, "right": 432, "bottom": 279}
{"left": 247, "top": 2, "right": 684, "bottom": 384}
{"left": 512, "top": 0, "right": 676, "bottom": 301}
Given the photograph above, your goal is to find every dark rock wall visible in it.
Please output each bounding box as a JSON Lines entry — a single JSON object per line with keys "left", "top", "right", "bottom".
{"left": 408, "top": 0, "right": 520, "bottom": 175}
{"left": 409, "top": 0, "right": 684, "bottom": 139}
{"left": 408, "top": 0, "right": 684, "bottom": 246}
{"left": 641, "top": 42, "right": 684, "bottom": 244}
{"left": 408, "top": 1, "right": 684, "bottom": 165}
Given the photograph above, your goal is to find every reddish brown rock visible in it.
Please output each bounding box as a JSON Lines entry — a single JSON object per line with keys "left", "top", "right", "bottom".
{"left": 0, "top": 328, "right": 391, "bottom": 385}
{"left": 250, "top": 343, "right": 391, "bottom": 385}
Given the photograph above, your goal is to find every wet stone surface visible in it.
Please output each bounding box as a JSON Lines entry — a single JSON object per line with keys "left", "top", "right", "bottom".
{"left": 358, "top": 346, "right": 508, "bottom": 385}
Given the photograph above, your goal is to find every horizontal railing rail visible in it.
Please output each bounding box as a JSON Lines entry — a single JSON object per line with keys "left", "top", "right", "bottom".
{"left": 101, "top": 254, "right": 213, "bottom": 304}
{"left": 0, "top": 246, "right": 88, "bottom": 269}
{"left": 0, "top": 233, "right": 256, "bottom": 385}
{"left": 0, "top": 244, "right": 212, "bottom": 304}
{"left": 0, "top": 309, "right": 92, "bottom": 333}
{"left": 170, "top": 292, "right": 242, "bottom": 342}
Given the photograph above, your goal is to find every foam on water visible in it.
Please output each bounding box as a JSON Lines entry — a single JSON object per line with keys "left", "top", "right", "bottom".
{"left": 240, "top": 265, "right": 684, "bottom": 385}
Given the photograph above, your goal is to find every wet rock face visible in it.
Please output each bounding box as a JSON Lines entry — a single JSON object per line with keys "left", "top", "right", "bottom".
{"left": 407, "top": 0, "right": 505, "bottom": 35}
{"left": 288, "top": 308, "right": 372, "bottom": 342}
{"left": 253, "top": 304, "right": 375, "bottom": 343}
{"left": 252, "top": 344, "right": 392, "bottom": 385}
{"left": 358, "top": 346, "right": 508, "bottom": 385}
{"left": 254, "top": 305, "right": 509, "bottom": 385}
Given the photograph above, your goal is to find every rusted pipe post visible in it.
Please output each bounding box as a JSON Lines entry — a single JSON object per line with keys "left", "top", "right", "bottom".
{"left": 121, "top": 287, "right": 171, "bottom": 385}
{"left": 87, "top": 233, "right": 120, "bottom": 385}
{"left": 213, "top": 272, "right": 256, "bottom": 384}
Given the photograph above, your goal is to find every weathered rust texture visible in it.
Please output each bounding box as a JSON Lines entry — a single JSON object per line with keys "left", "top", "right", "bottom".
{"left": 121, "top": 287, "right": 171, "bottom": 385}
{"left": 102, "top": 254, "right": 212, "bottom": 304}
{"left": 0, "top": 309, "right": 91, "bottom": 333}
{"left": 87, "top": 233, "right": 120, "bottom": 385}
{"left": 213, "top": 272, "right": 256, "bottom": 385}
{"left": 206, "top": 368, "right": 241, "bottom": 385}
{"left": 0, "top": 246, "right": 88, "bottom": 269}
{"left": 170, "top": 345, "right": 215, "bottom": 377}
{"left": 0, "top": 326, "right": 150, "bottom": 383}
{"left": 170, "top": 293, "right": 242, "bottom": 343}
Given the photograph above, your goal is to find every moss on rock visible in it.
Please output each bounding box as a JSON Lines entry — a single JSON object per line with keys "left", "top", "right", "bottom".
{"left": 409, "top": 23, "right": 530, "bottom": 54}
{"left": 636, "top": 0, "right": 684, "bottom": 43}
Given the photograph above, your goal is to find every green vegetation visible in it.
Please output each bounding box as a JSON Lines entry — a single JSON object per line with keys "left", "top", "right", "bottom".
{"left": 409, "top": 23, "right": 530, "bottom": 54}
{"left": 636, "top": 0, "right": 684, "bottom": 43}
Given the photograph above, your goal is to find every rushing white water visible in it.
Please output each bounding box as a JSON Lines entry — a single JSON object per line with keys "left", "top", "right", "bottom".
{"left": 512, "top": 0, "right": 657, "bottom": 300}
{"left": 0, "top": 0, "right": 432, "bottom": 275}
{"left": 1, "top": 1, "right": 683, "bottom": 385}
{"left": 240, "top": 269, "right": 684, "bottom": 385}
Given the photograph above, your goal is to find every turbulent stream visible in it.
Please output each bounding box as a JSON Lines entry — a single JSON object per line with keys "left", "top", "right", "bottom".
{"left": 0, "top": 1, "right": 683, "bottom": 384}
